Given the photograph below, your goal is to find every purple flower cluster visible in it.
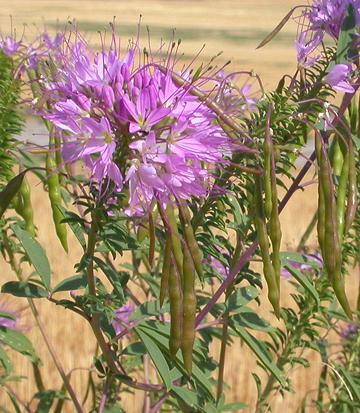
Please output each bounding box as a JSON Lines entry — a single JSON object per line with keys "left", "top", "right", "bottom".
{"left": 5, "top": 31, "right": 234, "bottom": 216}
{"left": 296, "top": 0, "right": 360, "bottom": 68}
{"left": 307, "top": 0, "right": 360, "bottom": 39}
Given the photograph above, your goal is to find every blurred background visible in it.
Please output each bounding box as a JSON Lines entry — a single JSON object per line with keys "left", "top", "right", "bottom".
{"left": 1, "top": 1, "right": 357, "bottom": 412}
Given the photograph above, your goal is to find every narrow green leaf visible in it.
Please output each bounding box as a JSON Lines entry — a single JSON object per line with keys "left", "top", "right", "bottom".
{"left": 12, "top": 224, "right": 51, "bottom": 289}
{"left": 284, "top": 264, "right": 320, "bottom": 308}
{"left": 220, "top": 402, "right": 248, "bottom": 412}
{"left": 337, "top": 366, "right": 360, "bottom": 403}
{"left": 0, "top": 345, "right": 12, "bottom": 375}
{"left": 52, "top": 274, "right": 87, "bottom": 293}
{"left": 61, "top": 210, "right": 86, "bottom": 251}
{"left": 171, "top": 386, "right": 199, "bottom": 410}
{"left": 135, "top": 327, "right": 172, "bottom": 391}
{"left": 0, "top": 167, "right": 43, "bottom": 219}
{"left": 336, "top": 5, "right": 356, "bottom": 64}
{"left": 232, "top": 325, "right": 286, "bottom": 387}
{"left": 2, "top": 281, "right": 48, "bottom": 298}
{"left": 0, "top": 171, "right": 26, "bottom": 219}
{"left": 0, "top": 327, "right": 38, "bottom": 362}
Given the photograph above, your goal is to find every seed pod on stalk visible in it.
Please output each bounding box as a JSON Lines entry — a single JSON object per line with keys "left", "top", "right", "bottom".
{"left": 164, "top": 204, "right": 183, "bottom": 277}
{"left": 315, "top": 136, "right": 326, "bottom": 256}
{"left": 265, "top": 105, "right": 282, "bottom": 292}
{"left": 178, "top": 203, "right": 204, "bottom": 280}
{"left": 14, "top": 176, "right": 36, "bottom": 237}
{"left": 336, "top": 141, "right": 350, "bottom": 245}
{"left": 160, "top": 234, "right": 171, "bottom": 307}
{"left": 168, "top": 259, "right": 183, "bottom": 358}
{"left": 46, "top": 149, "right": 68, "bottom": 253}
{"left": 344, "top": 138, "right": 357, "bottom": 233}
{"left": 254, "top": 175, "right": 280, "bottom": 318}
{"left": 181, "top": 243, "right": 197, "bottom": 376}
{"left": 316, "top": 132, "right": 352, "bottom": 319}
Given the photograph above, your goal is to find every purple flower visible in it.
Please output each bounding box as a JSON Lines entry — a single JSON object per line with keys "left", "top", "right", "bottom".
{"left": 0, "top": 36, "right": 21, "bottom": 57}
{"left": 339, "top": 323, "right": 359, "bottom": 340}
{"left": 112, "top": 304, "right": 134, "bottom": 336}
{"left": 306, "top": 0, "right": 360, "bottom": 39}
{"left": 22, "top": 28, "right": 232, "bottom": 214}
{"left": 0, "top": 297, "right": 20, "bottom": 331}
{"left": 296, "top": 31, "right": 323, "bottom": 68}
{"left": 205, "top": 255, "right": 229, "bottom": 279}
{"left": 325, "top": 64, "right": 355, "bottom": 93}
{"left": 281, "top": 253, "right": 323, "bottom": 279}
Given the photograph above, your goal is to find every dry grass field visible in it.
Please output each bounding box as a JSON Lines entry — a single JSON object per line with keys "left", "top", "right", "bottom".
{"left": 0, "top": 1, "right": 358, "bottom": 412}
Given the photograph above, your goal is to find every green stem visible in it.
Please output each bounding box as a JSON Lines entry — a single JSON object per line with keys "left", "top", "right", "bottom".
{"left": 86, "top": 217, "right": 122, "bottom": 374}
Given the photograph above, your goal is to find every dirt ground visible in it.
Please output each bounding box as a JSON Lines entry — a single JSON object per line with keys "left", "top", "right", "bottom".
{"left": 1, "top": 1, "right": 358, "bottom": 412}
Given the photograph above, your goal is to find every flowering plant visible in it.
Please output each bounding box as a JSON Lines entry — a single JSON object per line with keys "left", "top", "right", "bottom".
{"left": 0, "top": 1, "right": 359, "bottom": 411}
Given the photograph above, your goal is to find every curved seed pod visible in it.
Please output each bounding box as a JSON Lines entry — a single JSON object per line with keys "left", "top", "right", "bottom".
{"left": 344, "top": 139, "right": 357, "bottom": 233}
{"left": 165, "top": 204, "right": 183, "bottom": 276}
{"left": 254, "top": 176, "right": 280, "bottom": 318}
{"left": 315, "top": 136, "right": 325, "bottom": 256}
{"left": 46, "top": 152, "right": 68, "bottom": 252}
{"left": 14, "top": 177, "right": 36, "bottom": 237}
{"left": 269, "top": 150, "right": 282, "bottom": 293}
{"left": 181, "top": 244, "right": 197, "bottom": 375}
{"left": 336, "top": 145, "right": 349, "bottom": 245}
{"left": 263, "top": 138, "right": 273, "bottom": 219}
{"left": 330, "top": 137, "right": 344, "bottom": 177}
{"left": 160, "top": 235, "right": 171, "bottom": 307}
{"left": 179, "top": 204, "right": 203, "bottom": 279}
{"left": 168, "top": 260, "right": 183, "bottom": 358}
{"left": 317, "top": 134, "right": 352, "bottom": 319}
{"left": 148, "top": 211, "right": 155, "bottom": 267}
{"left": 19, "top": 177, "right": 36, "bottom": 237}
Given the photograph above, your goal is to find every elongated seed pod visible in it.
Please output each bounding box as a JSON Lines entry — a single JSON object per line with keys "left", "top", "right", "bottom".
{"left": 160, "top": 235, "right": 171, "bottom": 307}
{"left": 14, "top": 177, "right": 36, "bottom": 237}
{"left": 336, "top": 145, "right": 349, "bottom": 245}
{"left": 168, "top": 260, "right": 183, "bottom": 358}
{"left": 263, "top": 138, "right": 273, "bottom": 219}
{"left": 344, "top": 140, "right": 357, "bottom": 233}
{"left": 330, "top": 137, "right": 344, "bottom": 177}
{"left": 46, "top": 152, "right": 68, "bottom": 252}
{"left": 165, "top": 204, "right": 183, "bottom": 276}
{"left": 315, "top": 136, "right": 325, "bottom": 256}
{"left": 317, "top": 135, "right": 352, "bottom": 318}
{"left": 19, "top": 177, "right": 36, "bottom": 237}
{"left": 181, "top": 244, "right": 197, "bottom": 375}
{"left": 254, "top": 176, "right": 280, "bottom": 318}
{"left": 148, "top": 211, "right": 155, "bottom": 267}
{"left": 269, "top": 149, "right": 282, "bottom": 293}
{"left": 179, "top": 204, "right": 203, "bottom": 279}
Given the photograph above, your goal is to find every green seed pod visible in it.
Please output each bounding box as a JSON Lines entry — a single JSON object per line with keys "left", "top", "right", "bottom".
{"left": 46, "top": 152, "right": 68, "bottom": 252}
{"left": 160, "top": 235, "right": 171, "bottom": 307}
{"left": 336, "top": 145, "right": 349, "bottom": 245}
{"left": 148, "top": 211, "right": 155, "bottom": 267}
{"left": 315, "top": 137, "right": 325, "bottom": 256}
{"left": 317, "top": 135, "right": 352, "bottom": 319}
{"left": 329, "top": 137, "right": 344, "bottom": 177}
{"left": 344, "top": 140, "right": 357, "bottom": 233}
{"left": 254, "top": 176, "right": 280, "bottom": 318}
{"left": 14, "top": 177, "right": 36, "bottom": 237}
{"left": 263, "top": 138, "right": 273, "bottom": 219}
{"left": 168, "top": 261, "right": 183, "bottom": 358}
{"left": 165, "top": 204, "right": 183, "bottom": 276}
{"left": 179, "top": 204, "right": 203, "bottom": 279}
{"left": 181, "top": 244, "right": 196, "bottom": 376}
{"left": 269, "top": 151, "right": 282, "bottom": 293}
